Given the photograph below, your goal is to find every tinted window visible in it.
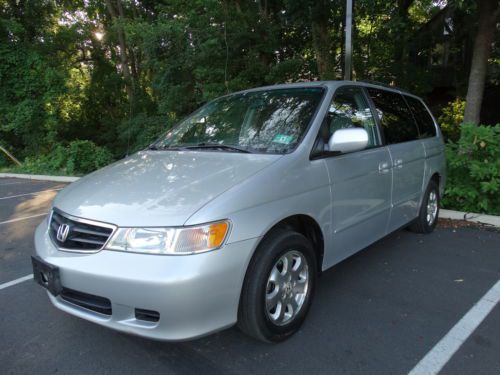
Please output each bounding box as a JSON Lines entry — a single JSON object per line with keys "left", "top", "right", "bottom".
{"left": 327, "top": 86, "right": 379, "bottom": 147}
{"left": 367, "top": 88, "right": 419, "bottom": 144}
{"left": 404, "top": 96, "right": 437, "bottom": 138}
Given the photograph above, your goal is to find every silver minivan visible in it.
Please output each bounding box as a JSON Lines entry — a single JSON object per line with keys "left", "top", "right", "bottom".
{"left": 32, "top": 81, "right": 446, "bottom": 342}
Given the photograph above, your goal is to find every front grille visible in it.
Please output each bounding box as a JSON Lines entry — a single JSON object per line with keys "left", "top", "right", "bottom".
{"left": 61, "top": 288, "right": 112, "bottom": 315}
{"left": 49, "top": 209, "right": 114, "bottom": 252}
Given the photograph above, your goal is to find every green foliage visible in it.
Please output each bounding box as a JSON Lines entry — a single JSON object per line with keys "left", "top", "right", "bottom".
{"left": 0, "top": 151, "right": 10, "bottom": 169}
{"left": 443, "top": 124, "right": 500, "bottom": 215}
{"left": 117, "top": 113, "right": 173, "bottom": 154}
{"left": 438, "top": 98, "right": 466, "bottom": 142}
{"left": 20, "top": 141, "right": 114, "bottom": 176}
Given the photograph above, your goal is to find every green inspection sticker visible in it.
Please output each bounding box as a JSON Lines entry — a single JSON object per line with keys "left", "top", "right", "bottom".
{"left": 273, "top": 134, "right": 295, "bottom": 144}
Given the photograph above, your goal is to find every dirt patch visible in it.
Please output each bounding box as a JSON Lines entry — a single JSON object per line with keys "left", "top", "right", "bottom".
{"left": 437, "top": 218, "right": 499, "bottom": 233}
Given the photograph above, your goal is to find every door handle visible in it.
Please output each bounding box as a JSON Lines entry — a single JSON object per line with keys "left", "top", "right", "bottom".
{"left": 394, "top": 159, "right": 403, "bottom": 168}
{"left": 378, "top": 162, "right": 390, "bottom": 173}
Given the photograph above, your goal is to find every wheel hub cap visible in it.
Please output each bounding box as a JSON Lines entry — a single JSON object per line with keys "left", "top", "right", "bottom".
{"left": 283, "top": 281, "right": 292, "bottom": 294}
{"left": 426, "top": 190, "right": 438, "bottom": 225}
{"left": 265, "top": 250, "right": 309, "bottom": 326}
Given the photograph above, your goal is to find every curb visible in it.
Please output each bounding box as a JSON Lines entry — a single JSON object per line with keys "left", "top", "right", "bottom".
{"left": 440, "top": 209, "right": 500, "bottom": 228}
{"left": 0, "top": 173, "right": 79, "bottom": 183}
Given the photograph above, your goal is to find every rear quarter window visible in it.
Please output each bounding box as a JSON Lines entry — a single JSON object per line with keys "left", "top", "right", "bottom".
{"left": 404, "top": 96, "right": 437, "bottom": 138}
{"left": 367, "top": 88, "right": 419, "bottom": 144}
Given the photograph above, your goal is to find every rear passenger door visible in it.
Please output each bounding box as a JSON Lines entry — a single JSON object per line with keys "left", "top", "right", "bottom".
{"left": 404, "top": 95, "right": 445, "bottom": 192}
{"left": 367, "top": 88, "right": 425, "bottom": 232}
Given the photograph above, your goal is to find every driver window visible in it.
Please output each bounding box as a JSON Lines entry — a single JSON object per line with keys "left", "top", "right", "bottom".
{"left": 326, "top": 86, "right": 380, "bottom": 147}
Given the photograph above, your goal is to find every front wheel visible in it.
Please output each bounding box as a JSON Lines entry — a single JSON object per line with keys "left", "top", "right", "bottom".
{"left": 238, "top": 229, "right": 317, "bottom": 342}
{"left": 410, "top": 180, "right": 440, "bottom": 233}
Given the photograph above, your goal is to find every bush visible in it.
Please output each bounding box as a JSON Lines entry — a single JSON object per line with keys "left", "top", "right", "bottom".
{"left": 438, "top": 98, "right": 465, "bottom": 142}
{"left": 21, "top": 140, "right": 114, "bottom": 176}
{"left": 443, "top": 124, "right": 499, "bottom": 215}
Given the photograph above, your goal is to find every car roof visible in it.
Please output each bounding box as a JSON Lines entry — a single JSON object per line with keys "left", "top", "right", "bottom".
{"left": 231, "top": 80, "right": 422, "bottom": 101}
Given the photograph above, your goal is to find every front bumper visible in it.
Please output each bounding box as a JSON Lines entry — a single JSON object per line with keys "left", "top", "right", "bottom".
{"left": 34, "top": 220, "right": 259, "bottom": 341}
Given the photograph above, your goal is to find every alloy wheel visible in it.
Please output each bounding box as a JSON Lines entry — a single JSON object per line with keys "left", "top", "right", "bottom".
{"left": 265, "top": 250, "right": 309, "bottom": 326}
{"left": 426, "top": 190, "right": 438, "bottom": 225}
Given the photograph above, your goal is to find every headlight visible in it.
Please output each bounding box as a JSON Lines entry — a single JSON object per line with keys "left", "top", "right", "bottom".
{"left": 105, "top": 221, "right": 230, "bottom": 255}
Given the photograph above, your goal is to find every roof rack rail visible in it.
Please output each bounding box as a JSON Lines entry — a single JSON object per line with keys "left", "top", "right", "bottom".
{"left": 358, "top": 80, "right": 410, "bottom": 94}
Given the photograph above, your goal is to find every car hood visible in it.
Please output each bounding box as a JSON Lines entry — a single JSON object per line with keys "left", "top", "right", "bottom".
{"left": 54, "top": 150, "right": 281, "bottom": 227}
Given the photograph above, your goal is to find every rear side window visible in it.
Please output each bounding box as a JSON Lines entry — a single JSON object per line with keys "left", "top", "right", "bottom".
{"left": 404, "top": 96, "right": 437, "bottom": 138}
{"left": 367, "top": 88, "right": 419, "bottom": 144}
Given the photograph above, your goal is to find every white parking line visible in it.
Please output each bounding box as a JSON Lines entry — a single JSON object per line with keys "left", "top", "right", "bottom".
{"left": 0, "top": 213, "right": 47, "bottom": 225}
{"left": 0, "top": 188, "right": 62, "bottom": 200}
{"left": 0, "top": 274, "right": 33, "bottom": 291}
{"left": 408, "top": 280, "right": 500, "bottom": 375}
{"left": 0, "top": 181, "right": 30, "bottom": 186}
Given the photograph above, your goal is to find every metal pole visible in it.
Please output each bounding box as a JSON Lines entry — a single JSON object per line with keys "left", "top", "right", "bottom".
{"left": 344, "top": 0, "right": 353, "bottom": 81}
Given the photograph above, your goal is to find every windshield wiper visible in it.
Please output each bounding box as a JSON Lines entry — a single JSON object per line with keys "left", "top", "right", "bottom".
{"left": 183, "top": 143, "right": 251, "bottom": 153}
{"left": 146, "top": 144, "right": 182, "bottom": 151}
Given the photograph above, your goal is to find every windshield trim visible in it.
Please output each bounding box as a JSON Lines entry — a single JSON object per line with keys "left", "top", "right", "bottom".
{"left": 149, "top": 86, "right": 328, "bottom": 155}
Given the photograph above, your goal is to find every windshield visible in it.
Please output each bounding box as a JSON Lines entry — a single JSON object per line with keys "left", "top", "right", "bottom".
{"left": 153, "top": 87, "right": 324, "bottom": 154}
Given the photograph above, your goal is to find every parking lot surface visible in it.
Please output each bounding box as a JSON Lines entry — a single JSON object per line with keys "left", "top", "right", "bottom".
{"left": 1, "top": 177, "right": 499, "bottom": 375}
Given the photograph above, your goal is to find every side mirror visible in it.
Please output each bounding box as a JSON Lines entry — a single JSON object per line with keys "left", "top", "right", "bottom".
{"left": 328, "top": 128, "right": 369, "bottom": 154}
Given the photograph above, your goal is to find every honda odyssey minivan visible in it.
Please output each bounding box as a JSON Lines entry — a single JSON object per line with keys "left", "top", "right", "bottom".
{"left": 32, "top": 81, "right": 445, "bottom": 342}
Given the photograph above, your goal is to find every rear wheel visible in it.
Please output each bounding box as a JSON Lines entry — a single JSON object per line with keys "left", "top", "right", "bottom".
{"left": 238, "top": 229, "right": 317, "bottom": 342}
{"left": 410, "top": 180, "right": 440, "bottom": 233}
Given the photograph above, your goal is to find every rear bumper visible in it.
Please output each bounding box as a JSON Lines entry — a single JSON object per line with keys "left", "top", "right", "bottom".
{"left": 34, "top": 220, "right": 259, "bottom": 341}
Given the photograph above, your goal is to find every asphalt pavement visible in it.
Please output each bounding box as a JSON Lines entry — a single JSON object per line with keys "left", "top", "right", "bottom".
{"left": 0, "top": 177, "right": 499, "bottom": 375}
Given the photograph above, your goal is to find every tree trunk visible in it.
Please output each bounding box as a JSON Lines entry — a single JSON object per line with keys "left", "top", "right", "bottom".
{"left": 311, "top": 0, "right": 335, "bottom": 80}
{"left": 392, "top": 0, "right": 415, "bottom": 84}
{"left": 105, "top": 0, "right": 134, "bottom": 102}
{"left": 463, "top": 0, "right": 499, "bottom": 124}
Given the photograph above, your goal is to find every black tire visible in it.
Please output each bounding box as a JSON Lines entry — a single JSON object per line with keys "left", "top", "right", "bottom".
{"left": 238, "top": 229, "right": 317, "bottom": 343}
{"left": 410, "top": 180, "right": 440, "bottom": 234}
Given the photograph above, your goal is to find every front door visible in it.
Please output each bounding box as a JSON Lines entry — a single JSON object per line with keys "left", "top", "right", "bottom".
{"left": 319, "top": 86, "right": 392, "bottom": 266}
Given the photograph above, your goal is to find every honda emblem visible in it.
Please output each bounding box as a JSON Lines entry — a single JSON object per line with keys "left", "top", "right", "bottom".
{"left": 56, "top": 223, "right": 70, "bottom": 242}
